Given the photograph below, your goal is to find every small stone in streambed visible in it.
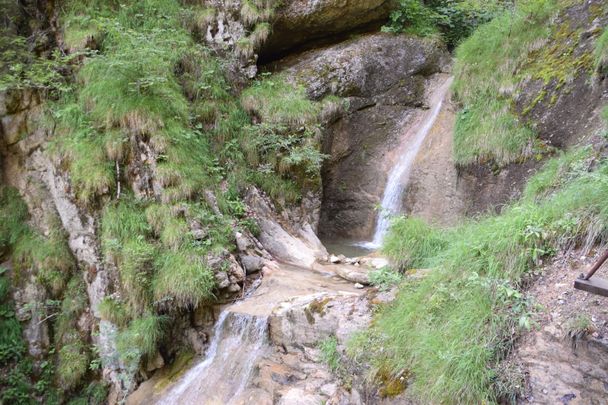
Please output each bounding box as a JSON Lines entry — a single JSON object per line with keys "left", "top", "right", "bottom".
{"left": 354, "top": 283, "right": 364, "bottom": 289}
{"left": 329, "top": 254, "right": 341, "bottom": 263}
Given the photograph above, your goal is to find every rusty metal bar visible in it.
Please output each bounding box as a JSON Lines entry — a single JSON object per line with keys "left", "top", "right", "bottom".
{"left": 580, "top": 249, "right": 608, "bottom": 280}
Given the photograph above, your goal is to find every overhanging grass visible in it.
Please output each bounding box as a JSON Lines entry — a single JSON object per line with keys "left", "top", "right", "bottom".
{"left": 452, "top": 0, "right": 560, "bottom": 165}
{"left": 241, "top": 75, "right": 320, "bottom": 126}
{"left": 152, "top": 250, "right": 215, "bottom": 308}
{"left": 595, "top": 27, "right": 608, "bottom": 75}
{"left": 368, "top": 147, "right": 608, "bottom": 402}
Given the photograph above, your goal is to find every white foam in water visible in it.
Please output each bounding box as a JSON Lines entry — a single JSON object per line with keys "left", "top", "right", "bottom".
{"left": 355, "top": 76, "right": 453, "bottom": 250}
{"left": 156, "top": 311, "right": 268, "bottom": 405}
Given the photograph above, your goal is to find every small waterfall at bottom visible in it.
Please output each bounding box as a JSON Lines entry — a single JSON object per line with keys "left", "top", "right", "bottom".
{"left": 358, "top": 76, "right": 453, "bottom": 249}
{"left": 156, "top": 311, "right": 268, "bottom": 405}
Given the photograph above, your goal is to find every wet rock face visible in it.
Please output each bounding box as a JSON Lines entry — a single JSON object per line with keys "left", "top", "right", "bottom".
{"left": 260, "top": 0, "right": 396, "bottom": 59}
{"left": 275, "top": 33, "right": 448, "bottom": 239}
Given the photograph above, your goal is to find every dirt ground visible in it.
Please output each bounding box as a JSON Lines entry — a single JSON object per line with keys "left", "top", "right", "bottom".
{"left": 513, "top": 248, "right": 608, "bottom": 404}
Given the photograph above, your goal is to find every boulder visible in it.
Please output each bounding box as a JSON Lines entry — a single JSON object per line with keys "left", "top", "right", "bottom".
{"left": 245, "top": 187, "right": 328, "bottom": 268}
{"left": 269, "top": 292, "right": 370, "bottom": 348}
{"left": 280, "top": 33, "right": 447, "bottom": 101}
{"left": 329, "top": 264, "right": 370, "bottom": 285}
{"left": 261, "top": 0, "right": 397, "bottom": 59}
{"left": 240, "top": 254, "right": 264, "bottom": 274}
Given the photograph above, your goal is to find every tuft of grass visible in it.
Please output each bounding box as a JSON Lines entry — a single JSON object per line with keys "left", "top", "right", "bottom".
{"left": 363, "top": 146, "right": 608, "bottom": 402}
{"left": 241, "top": 76, "right": 320, "bottom": 126}
{"left": 97, "top": 296, "right": 129, "bottom": 327}
{"left": 382, "top": 217, "right": 447, "bottom": 269}
{"left": 369, "top": 267, "right": 403, "bottom": 291}
{"left": 250, "top": 22, "right": 271, "bottom": 48}
{"left": 319, "top": 336, "right": 341, "bottom": 373}
{"left": 12, "top": 224, "right": 74, "bottom": 297}
{"left": 240, "top": 0, "right": 261, "bottom": 26}
{"left": 55, "top": 276, "right": 88, "bottom": 339}
{"left": 595, "top": 27, "right": 608, "bottom": 76}
{"left": 101, "top": 199, "right": 155, "bottom": 314}
{"left": 116, "top": 313, "right": 167, "bottom": 371}
{"left": 0, "top": 186, "right": 29, "bottom": 252}
{"left": 152, "top": 251, "right": 215, "bottom": 309}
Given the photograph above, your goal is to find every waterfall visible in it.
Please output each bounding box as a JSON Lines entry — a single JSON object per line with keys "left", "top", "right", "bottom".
{"left": 363, "top": 76, "right": 453, "bottom": 249}
{"left": 156, "top": 311, "right": 268, "bottom": 405}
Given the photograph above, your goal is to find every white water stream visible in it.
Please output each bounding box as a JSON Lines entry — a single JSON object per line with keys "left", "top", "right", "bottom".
{"left": 156, "top": 311, "right": 268, "bottom": 405}
{"left": 362, "top": 76, "right": 453, "bottom": 249}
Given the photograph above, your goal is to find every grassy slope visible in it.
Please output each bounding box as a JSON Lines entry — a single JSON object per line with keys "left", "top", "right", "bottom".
{"left": 358, "top": 1, "right": 608, "bottom": 403}
{"left": 452, "top": 0, "right": 599, "bottom": 166}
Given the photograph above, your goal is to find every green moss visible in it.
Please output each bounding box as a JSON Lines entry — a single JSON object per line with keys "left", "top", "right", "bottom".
{"left": 376, "top": 366, "right": 408, "bottom": 398}
{"left": 152, "top": 350, "right": 195, "bottom": 391}
{"left": 308, "top": 297, "right": 331, "bottom": 316}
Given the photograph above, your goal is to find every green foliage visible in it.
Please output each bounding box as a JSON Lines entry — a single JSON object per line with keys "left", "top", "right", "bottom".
{"left": 319, "top": 336, "right": 341, "bottom": 373}
{"left": 0, "top": 32, "right": 71, "bottom": 94}
{"left": 12, "top": 225, "right": 75, "bottom": 297}
{"left": 382, "top": 217, "right": 447, "bottom": 269}
{"left": 369, "top": 267, "right": 403, "bottom": 291}
{"left": 452, "top": 0, "right": 560, "bottom": 166}
{"left": 241, "top": 75, "right": 328, "bottom": 201}
{"left": 366, "top": 147, "right": 608, "bottom": 402}
{"left": 57, "top": 337, "right": 89, "bottom": 390}
{"left": 383, "top": 0, "right": 438, "bottom": 37}
{"left": 383, "top": 0, "right": 504, "bottom": 45}
{"left": 0, "top": 270, "right": 39, "bottom": 403}
{"left": 102, "top": 199, "right": 155, "bottom": 314}
{"left": 66, "top": 381, "right": 109, "bottom": 405}
{"left": 522, "top": 147, "right": 592, "bottom": 201}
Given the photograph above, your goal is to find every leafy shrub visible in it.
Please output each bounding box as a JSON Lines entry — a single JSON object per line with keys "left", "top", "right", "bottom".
{"left": 97, "top": 297, "right": 129, "bottom": 327}
{"left": 383, "top": 0, "right": 504, "bottom": 46}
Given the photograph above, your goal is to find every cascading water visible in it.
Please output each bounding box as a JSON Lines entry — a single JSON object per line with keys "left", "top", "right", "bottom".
{"left": 362, "top": 76, "right": 453, "bottom": 249}
{"left": 155, "top": 310, "right": 268, "bottom": 405}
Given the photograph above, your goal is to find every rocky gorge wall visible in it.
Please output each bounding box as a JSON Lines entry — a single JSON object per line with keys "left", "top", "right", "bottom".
{"left": 4, "top": 0, "right": 608, "bottom": 404}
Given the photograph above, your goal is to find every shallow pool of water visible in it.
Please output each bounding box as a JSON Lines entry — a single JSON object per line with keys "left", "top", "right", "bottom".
{"left": 321, "top": 239, "right": 377, "bottom": 257}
